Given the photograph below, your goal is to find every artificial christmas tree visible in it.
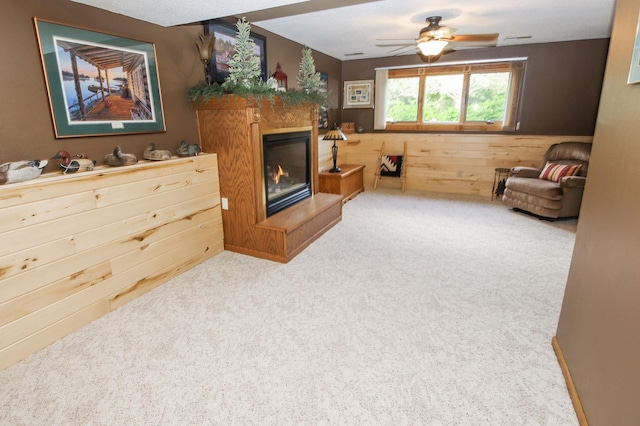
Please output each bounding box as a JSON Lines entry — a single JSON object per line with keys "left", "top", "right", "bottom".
{"left": 224, "top": 17, "right": 262, "bottom": 89}
{"left": 297, "top": 46, "right": 321, "bottom": 93}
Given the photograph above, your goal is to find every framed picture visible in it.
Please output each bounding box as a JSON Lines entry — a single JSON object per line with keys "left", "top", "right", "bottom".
{"left": 629, "top": 12, "right": 640, "bottom": 84}
{"left": 318, "top": 72, "right": 329, "bottom": 129}
{"left": 343, "top": 79, "right": 374, "bottom": 109}
{"left": 34, "top": 18, "right": 166, "bottom": 138}
{"left": 204, "top": 20, "right": 267, "bottom": 84}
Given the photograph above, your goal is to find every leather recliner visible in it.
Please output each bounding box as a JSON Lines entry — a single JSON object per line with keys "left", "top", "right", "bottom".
{"left": 502, "top": 141, "right": 592, "bottom": 219}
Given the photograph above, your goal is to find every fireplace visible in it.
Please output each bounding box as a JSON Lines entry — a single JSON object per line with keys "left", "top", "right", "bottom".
{"left": 263, "top": 131, "right": 312, "bottom": 217}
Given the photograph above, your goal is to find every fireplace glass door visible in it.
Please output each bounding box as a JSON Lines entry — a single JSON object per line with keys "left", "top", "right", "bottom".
{"left": 263, "top": 131, "right": 312, "bottom": 217}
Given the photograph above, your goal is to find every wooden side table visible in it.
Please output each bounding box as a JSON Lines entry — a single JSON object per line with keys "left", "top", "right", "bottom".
{"left": 319, "top": 164, "right": 365, "bottom": 203}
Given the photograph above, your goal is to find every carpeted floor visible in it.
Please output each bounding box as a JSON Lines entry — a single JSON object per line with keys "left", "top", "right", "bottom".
{"left": 0, "top": 189, "right": 579, "bottom": 425}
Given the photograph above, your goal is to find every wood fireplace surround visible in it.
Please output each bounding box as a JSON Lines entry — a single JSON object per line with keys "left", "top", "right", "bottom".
{"left": 194, "top": 96, "right": 343, "bottom": 262}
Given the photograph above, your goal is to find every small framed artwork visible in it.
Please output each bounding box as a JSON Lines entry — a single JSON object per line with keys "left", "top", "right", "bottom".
{"left": 34, "top": 18, "right": 166, "bottom": 138}
{"left": 629, "top": 12, "right": 640, "bottom": 84}
{"left": 204, "top": 20, "right": 267, "bottom": 84}
{"left": 343, "top": 79, "right": 374, "bottom": 109}
{"left": 318, "top": 72, "right": 329, "bottom": 129}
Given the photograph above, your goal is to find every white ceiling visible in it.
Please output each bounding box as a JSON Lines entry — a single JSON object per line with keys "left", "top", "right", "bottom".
{"left": 72, "top": 0, "right": 617, "bottom": 61}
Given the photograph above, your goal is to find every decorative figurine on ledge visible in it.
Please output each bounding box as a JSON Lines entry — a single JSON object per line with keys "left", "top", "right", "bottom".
{"left": 176, "top": 140, "right": 202, "bottom": 157}
{"left": 143, "top": 143, "right": 172, "bottom": 161}
{"left": 0, "top": 159, "right": 48, "bottom": 185}
{"left": 51, "top": 150, "right": 96, "bottom": 174}
{"left": 104, "top": 145, "right": 138, "bottom": 166}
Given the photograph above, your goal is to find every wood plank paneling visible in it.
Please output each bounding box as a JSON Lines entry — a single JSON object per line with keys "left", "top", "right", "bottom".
{"left": 325, "top": 133, "right": 593, "bottom": 196}
{"left": 0, "top": 155, "right": 223, "bottom": 371}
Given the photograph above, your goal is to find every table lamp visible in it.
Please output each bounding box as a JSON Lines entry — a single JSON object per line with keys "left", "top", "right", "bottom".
{"left": 323, "top": 123, "right": 347, "bottom": 173}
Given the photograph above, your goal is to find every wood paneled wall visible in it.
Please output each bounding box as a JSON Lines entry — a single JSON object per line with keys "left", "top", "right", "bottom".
{"left": 0, "top": 154, "right": 223, "bottom": 371}
{"left": 322, "top": 133, "right": 593, "bottom": 197}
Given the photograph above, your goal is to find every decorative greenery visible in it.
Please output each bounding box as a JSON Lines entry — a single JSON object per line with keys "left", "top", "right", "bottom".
{"left": 297, "top": 46, "right": 321, "bottom": 93}
{"left": 188, "top": 18, "right": 326, "bottom": 108}
{"left": 222, "top": 17, "right": 262, "bottom": 89}
{"left": 187, "top": 81, "right": 326, "bottom": 107}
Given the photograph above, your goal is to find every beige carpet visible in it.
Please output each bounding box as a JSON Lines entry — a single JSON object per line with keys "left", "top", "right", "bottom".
{"left": 0, "top": 189, "right": 578, "bottom": 425}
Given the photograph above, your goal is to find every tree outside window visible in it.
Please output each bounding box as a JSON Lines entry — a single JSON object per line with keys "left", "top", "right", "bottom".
{"left": 382, "top": 60, "right": 525, "bottom": 132}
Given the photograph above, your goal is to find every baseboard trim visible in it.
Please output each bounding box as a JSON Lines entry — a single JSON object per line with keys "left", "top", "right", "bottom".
{"left": 552, "top": 336, "right": 589, "bottom": 425}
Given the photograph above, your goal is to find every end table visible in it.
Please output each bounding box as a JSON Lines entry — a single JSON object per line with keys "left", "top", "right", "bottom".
{"left": 319, "top": 164, "right": 365, "bottom": 203}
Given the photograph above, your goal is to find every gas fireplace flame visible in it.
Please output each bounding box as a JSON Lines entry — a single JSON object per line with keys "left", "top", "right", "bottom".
{"left": 273, "top": 165, "right": 285, "bottom": 184}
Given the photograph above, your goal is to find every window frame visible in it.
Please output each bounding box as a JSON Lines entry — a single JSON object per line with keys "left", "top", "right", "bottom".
{"left": 382, "top": 59, "right": 526, "bottom": 132}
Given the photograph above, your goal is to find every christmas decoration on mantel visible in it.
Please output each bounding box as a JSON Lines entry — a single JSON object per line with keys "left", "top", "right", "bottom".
{"left": 188, "top": 18, "right": 326, "bottom": 109}
{"left": 297, "top": 46, "right": 321, "bottom": 93}
{"left": 272, "top": 63, "right": 287, "bottom": 92}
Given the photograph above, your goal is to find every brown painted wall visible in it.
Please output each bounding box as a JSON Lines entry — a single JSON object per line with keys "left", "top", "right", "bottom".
{"left": 555, "top": 0, "right": 640, "bottom": 423}
{"left": 1, "top": 0, "right": 201, "bottom": 173}
{"left": 0, "top": 0, "right": 341, "bottom": 173}
{"left": 341, "top": 39, "right": 608, "bottom": 135}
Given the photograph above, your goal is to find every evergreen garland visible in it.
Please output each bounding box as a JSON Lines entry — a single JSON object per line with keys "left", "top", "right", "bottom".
{"left": 297, "top": 46, "right": 321, "bottom": 93}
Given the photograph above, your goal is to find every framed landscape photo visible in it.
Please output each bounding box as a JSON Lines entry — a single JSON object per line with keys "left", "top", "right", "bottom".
{"left": 34, "top": 18, "right": 166, "bottom": 138}
{"left": 343, "top": 79, "right": 374, "bottom": 109}
{"left": 204, "top": 20, "right": 267, "bottom": 84}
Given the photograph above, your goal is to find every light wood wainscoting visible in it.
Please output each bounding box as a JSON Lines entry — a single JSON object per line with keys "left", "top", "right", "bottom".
{"left": 320, "top": 133, "right": 593, "bottom": 197}
{"left": 0, "top": 154, "right": 223, "bottom": 371}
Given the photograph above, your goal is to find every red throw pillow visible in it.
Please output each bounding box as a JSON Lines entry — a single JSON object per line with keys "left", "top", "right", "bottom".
{"left": 539, "top": 162, "right": 582, "bottom": 182}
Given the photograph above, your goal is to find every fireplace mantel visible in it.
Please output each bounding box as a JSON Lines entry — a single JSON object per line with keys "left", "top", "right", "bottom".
{"left": 194, "top": 96, "right": 342, "bottom": 262}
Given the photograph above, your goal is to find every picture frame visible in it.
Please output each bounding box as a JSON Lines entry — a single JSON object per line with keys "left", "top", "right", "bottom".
{"left": 343, "top": 79, "right": 374, "bottom": 109}
{"left": 204, "top": 20, "right": 267, "bottom": 84}
{"left": 34, "top": 18, "right": 166, "bottom": 138}
{"left": 628, "top": 12, "right": 640, "bottom": 84}
{"left": 318, "top": 72, "right": 329, "bottom": 129}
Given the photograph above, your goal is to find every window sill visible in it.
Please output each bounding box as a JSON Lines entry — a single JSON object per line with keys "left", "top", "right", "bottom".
{"left": 385, "top": 122, "right": 505, "bottom": 132}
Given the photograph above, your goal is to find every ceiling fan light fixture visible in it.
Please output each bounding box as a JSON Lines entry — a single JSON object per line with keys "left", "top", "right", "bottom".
{"left": 417, "top": 39, "right": 448, "bottom": 56}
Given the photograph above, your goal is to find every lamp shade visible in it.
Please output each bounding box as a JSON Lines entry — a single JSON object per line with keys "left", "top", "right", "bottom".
{"left": 417, "top": 39, "right": 448, "bottom": 56}
{"left": 323, "top": 124, "right": 347, "bottom": 141}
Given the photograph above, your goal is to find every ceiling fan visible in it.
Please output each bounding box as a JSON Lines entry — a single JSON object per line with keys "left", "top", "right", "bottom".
{"left": 376, "top": 16, "right": 499, "bottom": 61}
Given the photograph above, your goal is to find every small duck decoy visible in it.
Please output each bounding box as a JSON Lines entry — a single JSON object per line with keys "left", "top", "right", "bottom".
{"left": 51, "top": 150, "right": 96, "bottom": 174}
{"left": 176, "top": 140, "right": 202, "bottom": 157}
{"left": 104, "top": 145, "right": 138, "bottom": 167}
{"left": 0, "top": 159, "right": 48, "bottom": 185}
{"left": 142, "top": 143, "right": 172, "bottom": 161}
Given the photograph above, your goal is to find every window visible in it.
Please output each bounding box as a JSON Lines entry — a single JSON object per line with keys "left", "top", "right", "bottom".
{"left": 378, "top": 59, "right": 525, "bottom": 132}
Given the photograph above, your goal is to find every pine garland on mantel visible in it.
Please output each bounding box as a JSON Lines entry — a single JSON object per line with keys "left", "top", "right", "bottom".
{"left": 188, "top": 18, "right": 326, "bottom": 109}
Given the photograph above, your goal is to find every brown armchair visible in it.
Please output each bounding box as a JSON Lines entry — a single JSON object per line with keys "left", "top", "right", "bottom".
{"left": 502, "top": 141, "right": 592, "bottom": 219}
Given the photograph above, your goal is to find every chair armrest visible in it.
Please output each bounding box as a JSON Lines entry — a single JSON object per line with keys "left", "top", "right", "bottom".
{"left": 559, "top": 176, "right": 587, "bottom": 188}
{"left": 510, "top": 166, "right": 540, "bottom": 178}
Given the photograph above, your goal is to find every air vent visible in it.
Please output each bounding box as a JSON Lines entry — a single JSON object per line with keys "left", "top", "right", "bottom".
{"left": 504, "top": 36, "right": 532, "bottom": 41}
{"left": 344, "top": 52, "right": 364, "bottom": 56}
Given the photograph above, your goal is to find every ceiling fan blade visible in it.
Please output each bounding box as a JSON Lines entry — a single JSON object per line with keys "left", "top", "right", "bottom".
{"left": 375, "top": 38, "right": 416, "bottom": 42}
{"left": 448, "top": 40, "right": 498, "bottom": 49}
{"left": 389, "top": 45, "right": 417, "bottom": 55}
{"left": 376, "top": 43, "right": 414, "bottom": 47}
{"left": 450, "top": 33, "right": 499, "bottom": 43}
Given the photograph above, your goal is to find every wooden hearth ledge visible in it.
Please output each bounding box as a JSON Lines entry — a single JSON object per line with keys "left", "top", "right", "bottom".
{"left": 194, "top": 96, "right": 342, "bottom": 263}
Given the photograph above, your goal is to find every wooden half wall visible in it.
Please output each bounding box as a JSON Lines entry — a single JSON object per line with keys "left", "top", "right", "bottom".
{"left": 0, "top": 154, "right": 223, "bottom": 371}
{"left": 331, "top": 133, "right": 593, "bottom": 197}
